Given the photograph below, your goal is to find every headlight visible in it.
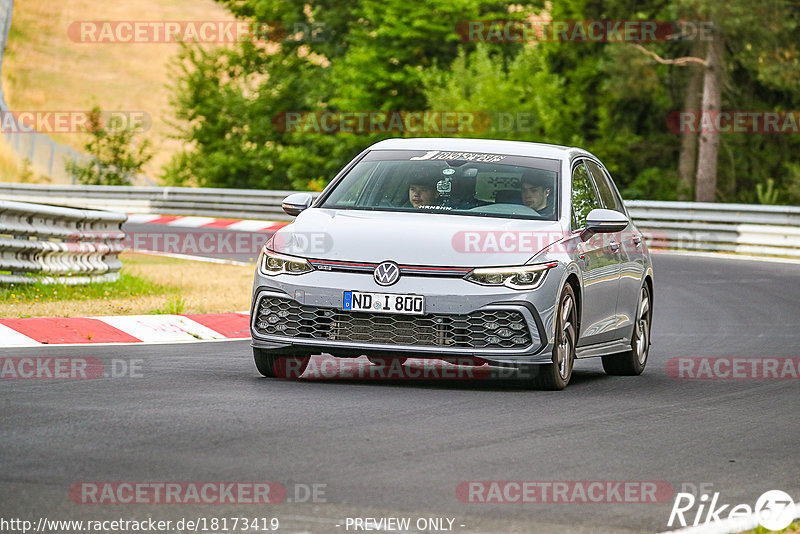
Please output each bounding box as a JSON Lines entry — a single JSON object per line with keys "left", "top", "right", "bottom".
{"left": 259, "top": 247, "right": 313, "bottom": 276}
{"left": 465, "top": 262, "right": 557, "bottom": 290}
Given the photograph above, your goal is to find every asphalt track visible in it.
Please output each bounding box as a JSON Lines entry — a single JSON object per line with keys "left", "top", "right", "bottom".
{"left": 2, "top": 254, "right": 799, "bottom": 533}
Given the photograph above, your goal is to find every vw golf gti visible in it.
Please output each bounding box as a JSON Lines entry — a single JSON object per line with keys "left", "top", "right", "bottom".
{"left": 250, "top": 138, "right": 654, "bottom": 389}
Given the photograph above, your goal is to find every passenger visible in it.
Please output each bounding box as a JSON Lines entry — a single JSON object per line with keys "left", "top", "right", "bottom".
{"left": 521, "top": 171, "right": 555, "bottom": 217}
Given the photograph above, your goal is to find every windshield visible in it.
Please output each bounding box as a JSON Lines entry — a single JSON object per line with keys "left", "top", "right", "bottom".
{"left": 320, "top": 149, "right": 560, "bottom": 220}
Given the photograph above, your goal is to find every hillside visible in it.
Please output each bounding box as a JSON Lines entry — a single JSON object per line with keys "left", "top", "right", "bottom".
{"left": 0, "top": 0, "right": 237, "bottom": 183}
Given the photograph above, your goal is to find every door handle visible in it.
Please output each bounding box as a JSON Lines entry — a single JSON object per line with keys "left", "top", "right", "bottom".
{"left": 632, "top": 234, "right": 642, "bottom": 247}
{"left": 609, "top": 240, "right": 620, "bottom": 252}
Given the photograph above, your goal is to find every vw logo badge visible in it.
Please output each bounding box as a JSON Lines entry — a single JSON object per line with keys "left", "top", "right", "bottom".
{"left": 374, "top": 261, "right": 400, "bottom": 286}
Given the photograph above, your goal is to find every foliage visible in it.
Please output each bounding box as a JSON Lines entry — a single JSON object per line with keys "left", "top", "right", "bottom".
{"left": 156, "top": 295, "right": 187, "bottom": 315}
{"left": 164, "top": 0, "right": 800, "bottom": 202}
{"left": 163, "top": 0, "right": 518, "bottom": 190}
{"left": 66, "top": 107, "right": 153, "bottom": 186}
{"left": 756, "top": 178, "right": 779, "bottom": 204}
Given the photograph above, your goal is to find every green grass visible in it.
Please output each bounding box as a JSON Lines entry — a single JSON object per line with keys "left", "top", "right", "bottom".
{"left": 1, "top": 272, "right": 170, "bottom": 301}
{"left": 0, "top": 272, "right": 182, "bottom": 316}
{"left": 155, "top": 295, "right": 187, "bottom": 315}
{"left": 0, "top": 251, "right": 254, "bottom": 318}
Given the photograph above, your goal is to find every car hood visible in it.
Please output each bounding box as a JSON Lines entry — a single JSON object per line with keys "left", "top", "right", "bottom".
{"left": 269, "top": 208, "right": 567, "bottom": 267}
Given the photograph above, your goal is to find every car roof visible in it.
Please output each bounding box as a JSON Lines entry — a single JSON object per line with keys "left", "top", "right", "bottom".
{"left": 367, "top": 137, "right": 592, "bottom": 160}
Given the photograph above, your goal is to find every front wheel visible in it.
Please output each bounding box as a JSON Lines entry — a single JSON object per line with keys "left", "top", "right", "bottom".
{"left": 530, "top": 284, "right": 577, "bottom": 390}
{"left": 602, "top": 283, "right": 651, "bottom": 376}
{"left": 253, "top": 348, "right": 310, "bottom": 379}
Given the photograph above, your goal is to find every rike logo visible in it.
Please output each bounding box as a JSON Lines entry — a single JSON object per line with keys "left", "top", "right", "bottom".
{"left": 668, "top": 488, "right": 796, "bottom": 530}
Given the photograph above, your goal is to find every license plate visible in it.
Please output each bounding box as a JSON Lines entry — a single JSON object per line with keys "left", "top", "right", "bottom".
{"left": 342, "top": 291, "right": 425, "bottom": 315}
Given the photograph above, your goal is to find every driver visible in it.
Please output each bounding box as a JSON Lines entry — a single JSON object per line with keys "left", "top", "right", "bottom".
{"left": 407, "top": 173, "right": 441, "bottom": 208}
{"left": 521, "top": 170, "right": 554, "bottom": 217}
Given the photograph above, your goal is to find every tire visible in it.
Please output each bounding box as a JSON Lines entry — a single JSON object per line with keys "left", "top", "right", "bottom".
{"left": 253, "top": 348, "right": 310, "bottom": 379}
{"left": 531, "top": 284, "right": 578, "bottom": 390}
{"left": 602, "top": 283, "right": 651, "bottom": 376}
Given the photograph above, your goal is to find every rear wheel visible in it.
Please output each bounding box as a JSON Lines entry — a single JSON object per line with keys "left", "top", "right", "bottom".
{"left": 602, "top": 284, "right": 651, "bottom": 376}
{"left": 253, "top": 348, "right": 310, "bottom": 379}
{"left": 531, "top": 284, "right": 577, "bottom": 390}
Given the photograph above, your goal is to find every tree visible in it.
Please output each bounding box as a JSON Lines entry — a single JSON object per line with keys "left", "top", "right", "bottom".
{"left": 677, "top": 39, "right": 704, "bottom": 200}
{"left": 165, "top": 0, "right": 800, "bottom": 203}
{"left": 633, "top": 0, "right": 800, "bottom": 201}
{"left": 164, "top": 0, "right": 516, "bottom": 190}
{"left": 67, "top": 107, "right": 152, "bottom": 186}
{"left": 694, "top": 31, "right": 723, "bottom": 202}
{"left": 422, "top": 1, "right": 685, "bottom": 198}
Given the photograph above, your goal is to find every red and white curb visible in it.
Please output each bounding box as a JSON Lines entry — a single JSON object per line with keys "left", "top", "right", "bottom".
{"left": 125, "top": 214, "right": 288, "bottom": 233}
{"left": 0, "top": 313, "right": 251, "bottom": 347}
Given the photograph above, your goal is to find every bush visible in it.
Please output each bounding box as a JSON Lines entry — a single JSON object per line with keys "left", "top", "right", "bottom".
{"left": 66, "top": 107, "right": 153, "bottom": 186}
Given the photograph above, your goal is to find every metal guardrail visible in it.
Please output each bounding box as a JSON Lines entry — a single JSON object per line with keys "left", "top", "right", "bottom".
{"left": 0, "top": 199, "right": 126, "bottom": 284}
{"left": 625, "top": 200, "right": 800, "bottom": 257}
{"left": 0, "top": 184, "right": 315, "bottom": 220}
{"left": 0, "top": 184, "right": 798, "bottom": 258}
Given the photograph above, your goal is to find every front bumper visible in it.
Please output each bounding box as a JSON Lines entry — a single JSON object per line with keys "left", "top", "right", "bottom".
{"left": 250, "top": 269, "right": 559, "bottom": 365}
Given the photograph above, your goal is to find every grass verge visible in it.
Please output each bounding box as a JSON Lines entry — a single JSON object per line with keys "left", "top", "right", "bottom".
{"left": 0, "top": 136, "right": 47, "bottom": 183}
{"left": 0, "top": 252, "right": 253, "bottom": 318}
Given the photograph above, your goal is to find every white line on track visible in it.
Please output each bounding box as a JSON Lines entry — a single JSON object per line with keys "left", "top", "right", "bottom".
{"left": 125, "top": 214, "right": 163, "bottom": 224}
{"left": 227, "top": 219, "right": 280, "bottom": 232}
{"left": 0, "top": 337, "right": 249, "bottom": 349}
{"left": 96, "top": 314, "right": 227, "bottom": 343}
{"left": 0, "top": 324, "right": 40, "bottom": 347}
{"left": 164, "top": 216, "right": 220, "bottom": 227}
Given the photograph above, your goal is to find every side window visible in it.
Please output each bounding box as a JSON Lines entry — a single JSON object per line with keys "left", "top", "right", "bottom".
{"left": 571, "top": 161, "right": 601, "bottom": 229}
{"left": 585, "top": 160, "right": 624, "bottom": 214}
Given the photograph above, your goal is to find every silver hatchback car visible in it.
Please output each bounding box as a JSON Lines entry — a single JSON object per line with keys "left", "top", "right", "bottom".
{"left": 250, "top": 138, "right": 653, "bottom": 389}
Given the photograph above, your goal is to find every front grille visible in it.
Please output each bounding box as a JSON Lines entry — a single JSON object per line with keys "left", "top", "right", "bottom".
{"left": 254, "top": 297, "right": 533, "bottom": 349}
{"left": 307, "top": 259, "right": 472, "bottom": 277}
